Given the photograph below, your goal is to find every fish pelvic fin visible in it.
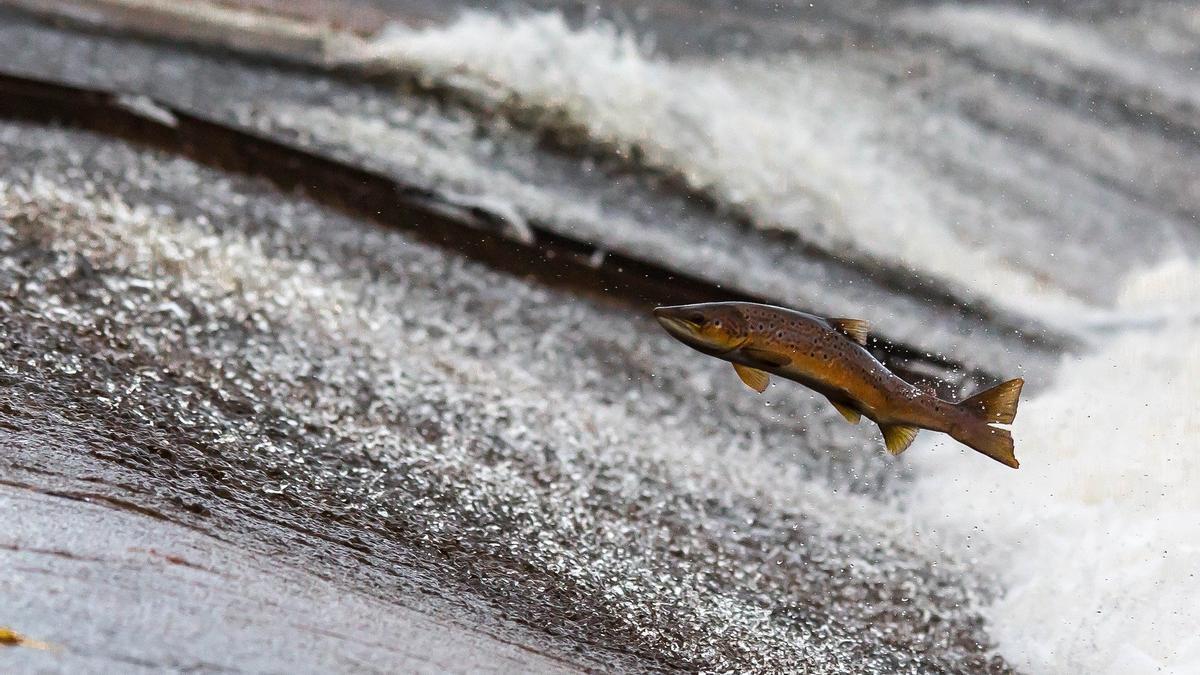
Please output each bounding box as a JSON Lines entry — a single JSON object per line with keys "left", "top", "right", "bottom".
{"left": 955, "top": 424, "right": 1020, "bottom": 469}
{"left": 828, "top": 318, "right": 869, "bottom": 346}
{"left": 732, "top": 363, "right": 770, "bottom": 393}
{"left": 827, "top": 398, "right": 861, "bottom": 424}
{"left": 959, "top": 378, "right": 1024, "bottom": 425}
{"left": 879, "top": 424, "right": 919, "bottom": 455}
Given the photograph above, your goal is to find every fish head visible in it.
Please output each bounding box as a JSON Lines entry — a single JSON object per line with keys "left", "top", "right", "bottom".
{"left": 653, "top": 303, "right": 748, "bottom": 355}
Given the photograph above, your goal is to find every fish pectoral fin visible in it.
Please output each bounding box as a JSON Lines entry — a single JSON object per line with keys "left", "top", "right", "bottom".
{"left": 733, "top": 363, "right": 770, "bottom": 393}
{"left": 880, "top": 424, "right": 920, "bottom": 455}
{"left": 739, "top": 347, "right": 791, "bottom": 367}
{"left": 827, "top": 399, "right": 861, "bottom": 424}
{"left": 828, "top": 318, "right": 869, "bottom": 346}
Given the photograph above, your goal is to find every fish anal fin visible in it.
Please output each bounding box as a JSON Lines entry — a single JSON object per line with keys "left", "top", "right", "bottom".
{"left": 828, "top": 399, "right": 861, "bottom": 424}
{"left": 740, "top": 347, "right": 791, "bottom": 368}
{"left": 959, "top": 378, "right": 1024, "bottom": 425}
{"left": 733, "top": 363, "right": 770, "bottom": 393}
{"left": 828, "top": 318, "right": 869, "bottom": 346}
{"left": 880, "top": 424, "right": 920, "bottom": 455}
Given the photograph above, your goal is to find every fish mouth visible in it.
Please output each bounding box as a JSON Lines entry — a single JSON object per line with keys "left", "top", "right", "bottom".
{"left": 653, "top": 307, "right": 700, "bottom": 339}
{"left": 653, "top": 306, "right": 744, "bottom": 355}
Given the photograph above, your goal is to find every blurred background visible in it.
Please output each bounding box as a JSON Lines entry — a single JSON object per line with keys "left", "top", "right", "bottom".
{"left": 1, "top": 1, "right": 1197, "bottom": 673}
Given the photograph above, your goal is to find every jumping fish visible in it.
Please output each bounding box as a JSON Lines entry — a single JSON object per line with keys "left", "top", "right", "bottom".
{"left": 654, "top": 302, "right": 1024, "bottom": 468}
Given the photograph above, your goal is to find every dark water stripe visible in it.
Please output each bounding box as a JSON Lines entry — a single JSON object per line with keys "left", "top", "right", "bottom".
{"left": 0, "top": 4, "right": 1083, "bottom": 345}
{"left": 0, "top": 71, "right": 1027, "bottom": 394}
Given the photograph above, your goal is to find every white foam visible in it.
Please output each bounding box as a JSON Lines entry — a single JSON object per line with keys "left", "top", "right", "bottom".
{"left": 1117, "top": 256, "right": 1200, "bottom": 310}
{"left": 341, "top": 22, "right": 1200, "bottom": 664}
{"left": 366, "top": 12, "right": 1104, "bottom": 326}
{"left": 908, "top": 258, "right": 1200, "bottom": 674}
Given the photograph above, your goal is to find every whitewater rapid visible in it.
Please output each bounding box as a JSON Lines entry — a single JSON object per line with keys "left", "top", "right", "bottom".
{"left": 909, "top": 259, "right": 1200, "bottom": 674}
{"left": 365, "top": 11, "right": 1195, "bottom": 330}
{"left": 363, "top": 9, "right": 1200, "bottom": 673}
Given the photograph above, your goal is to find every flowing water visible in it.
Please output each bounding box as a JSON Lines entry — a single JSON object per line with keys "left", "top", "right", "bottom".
{"left": 356, "top": 8, "right": 1200, "bottom": 670}
{"left": 2, "top": 2, "right": 1199, "bottom": 672}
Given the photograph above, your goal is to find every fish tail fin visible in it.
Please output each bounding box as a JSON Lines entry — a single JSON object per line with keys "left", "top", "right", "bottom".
{"left": 958, "top": 378, "right": 1024, "bottom": 425}
{"left": 954, "top": 378, "right": 1024, "bottom": 469}
{"left": 955, "top": 424, "right": 1019, "bottom": 469}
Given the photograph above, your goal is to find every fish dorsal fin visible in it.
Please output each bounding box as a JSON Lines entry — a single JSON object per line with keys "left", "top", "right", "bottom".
{"left": 827, "top": 399, "right": 861, "bottom": 424}
{"left": 740, "top": 347, "right": 791, "bottom": 368}
{"left": 828, "top": 318, "right": 869, "bottom": 346}
{"left": 880, "top": 424, "right": 919, "bottom": 455}
{"left": 960, "top": 378, "right": 1024, "bottom": 425}
{"left": 732, "top": 363, "right": 770, "bottom": 393}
